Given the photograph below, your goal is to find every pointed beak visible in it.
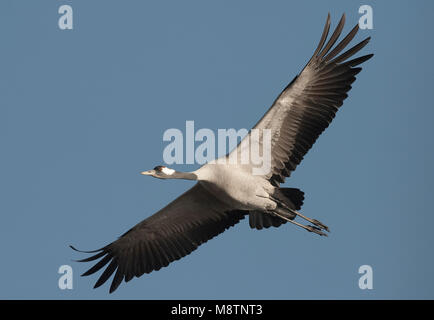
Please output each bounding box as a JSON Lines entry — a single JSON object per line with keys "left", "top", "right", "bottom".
{"left": 140, "top": 170, "right": 155, "bottom": 176}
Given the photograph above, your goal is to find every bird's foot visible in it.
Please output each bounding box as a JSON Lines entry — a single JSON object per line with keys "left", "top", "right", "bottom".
{"left": 305, "top": 225, "right": 328, "bottom": 237}
{"left": 289, "top": 209, "right": 330, "bottom": 233}
{"left": 310, "top": 219, "right": 330, "bottom": 232}
{"left": 271, "top": 209, "right": 329, "bottom": 237}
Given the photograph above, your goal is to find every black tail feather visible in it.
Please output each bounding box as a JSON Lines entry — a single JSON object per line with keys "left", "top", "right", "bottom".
{"left": 249, "top": 210, "right": 287, "bottom": 230}
{"left": 276, "top": 188, "right": 305, "bottom": 210}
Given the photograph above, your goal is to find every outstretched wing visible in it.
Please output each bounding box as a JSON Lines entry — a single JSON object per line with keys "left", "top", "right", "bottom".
{"left": 72, "top": 183, "right": 246, "bottom": 293}
{"left": 232, "top": 14, "right": 373, "bottom": 186}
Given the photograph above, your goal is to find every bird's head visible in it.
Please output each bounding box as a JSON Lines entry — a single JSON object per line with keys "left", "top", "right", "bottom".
{"left": 140, "top": 166, "right": 176, "bottom": 179}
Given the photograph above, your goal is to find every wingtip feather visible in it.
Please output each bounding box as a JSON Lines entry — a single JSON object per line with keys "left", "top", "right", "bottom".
{"left": 70, "top": 244, "right": 104, "bottom": 253}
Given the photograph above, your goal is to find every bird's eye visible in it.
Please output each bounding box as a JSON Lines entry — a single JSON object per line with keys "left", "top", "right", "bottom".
{"left": 153, "top": 166, "right": 165, "bottom": 172}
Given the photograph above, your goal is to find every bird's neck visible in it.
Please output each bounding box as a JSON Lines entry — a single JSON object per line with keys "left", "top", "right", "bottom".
{"left": 170, "top": 171, "right": 198, "bottom": 180}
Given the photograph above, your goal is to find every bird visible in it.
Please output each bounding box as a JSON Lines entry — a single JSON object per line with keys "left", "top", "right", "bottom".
{"left": 71, "top": 13, "right": 373, "bottom": 293}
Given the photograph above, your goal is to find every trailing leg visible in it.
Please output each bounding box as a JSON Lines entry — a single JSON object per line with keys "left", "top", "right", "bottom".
{"left": 271, "top": 188, "right": 329, "bottom": 233}
{"left": 271, "top": 208, "right": 328, "bottom": 237}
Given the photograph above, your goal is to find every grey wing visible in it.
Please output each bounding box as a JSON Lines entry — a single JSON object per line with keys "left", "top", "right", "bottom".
{"left": 232, "top": 13, "right": 373, "bottom": 186}
{"left": 72, "top": 183, "right": 247, "bottom": 293}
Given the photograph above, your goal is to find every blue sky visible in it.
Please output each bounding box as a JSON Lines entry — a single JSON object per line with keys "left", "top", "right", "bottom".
{"left": 1, "top": 0, "right": 433, "bottom": 299}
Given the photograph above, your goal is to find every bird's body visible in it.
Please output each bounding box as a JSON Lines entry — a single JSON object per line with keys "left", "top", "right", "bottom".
{"left": 72, "top": 13, "right": 373, "bottom": 293}
{"left": 195, "top": 163, "right": 277, "bottom": 211}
